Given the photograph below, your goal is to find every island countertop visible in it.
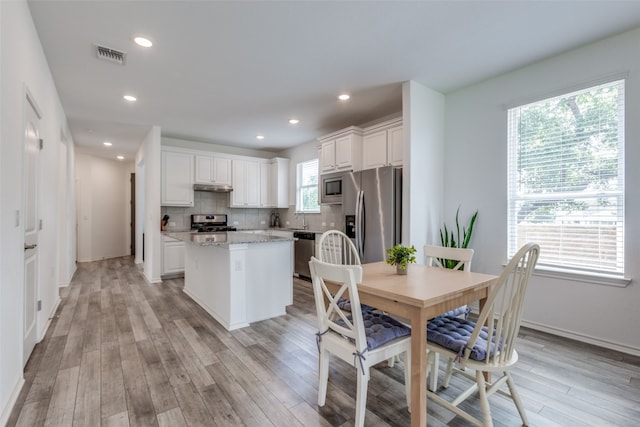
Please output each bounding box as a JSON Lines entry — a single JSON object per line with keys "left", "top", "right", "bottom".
{"left": 166, "top": 231, "right": 295, "bottom": 247}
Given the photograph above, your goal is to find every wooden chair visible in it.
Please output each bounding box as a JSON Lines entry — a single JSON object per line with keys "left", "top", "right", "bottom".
{"left": 426, "top": 243, "right": 540, "bottom": 426}
{"left": 425, "top": 244, "right": 474, "bottom": 272}
{"left": 308, "top": 257, "right": 411, "bottom": 427}
{"left": 317, "top": 230, "right": 360, "bottom": 265}
{"left": 424, "top": 244, "right": 475, "bottom": 391}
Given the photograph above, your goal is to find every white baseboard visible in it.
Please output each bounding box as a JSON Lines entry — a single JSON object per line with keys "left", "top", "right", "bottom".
{"left": 57, "top": 263, "right": 77, "bottom": 288}
{"left": 142, "top": 270, "right": 162, "bottom": 284}
{"left": 39, "top": 296, "right": 61, "bottom": 340}
{"left": 0, "top": 376, "right": 25, "bottom": 427}
{"left": 520, "top": 319, "right": 640, "bottom": 357}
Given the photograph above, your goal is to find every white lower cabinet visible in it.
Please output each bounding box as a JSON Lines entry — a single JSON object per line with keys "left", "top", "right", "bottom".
{"left": 162, "top": 236, "right": 185, "bottom": 275}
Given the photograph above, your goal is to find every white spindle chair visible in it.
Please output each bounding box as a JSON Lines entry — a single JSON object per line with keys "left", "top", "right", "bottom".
{"left": 317, "top": 230, "right": 360, "bottom": 265}
{"left": 426, "top": 243, "right": 539, "bottom": 426}
{"left": 424, "top": 244, "right": 474, "bottom": 391}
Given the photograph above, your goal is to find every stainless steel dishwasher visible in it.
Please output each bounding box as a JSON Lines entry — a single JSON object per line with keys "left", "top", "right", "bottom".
{"left": 293, "top": 231, "right": 315, "bottom": 280}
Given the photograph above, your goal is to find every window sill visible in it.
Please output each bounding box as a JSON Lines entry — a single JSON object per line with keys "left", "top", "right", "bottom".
{"left": 531, "top": 266, "right": 631, "bottom": 288}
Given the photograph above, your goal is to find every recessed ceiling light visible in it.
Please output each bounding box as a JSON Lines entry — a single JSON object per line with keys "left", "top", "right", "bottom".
{"left": 256, "top": 135, "right": 265, "bottom": 140}
{"left": 103, "top": 141, "right": 112, "bottom": 146}
{"left": 133, "top": 36, "right": 153, "bottom": 48}
{"left": 123, "top": 95, "right": 137, "bottom": 102}
{"left": 117, "top": 155, "right": 125, "bottom": 160}
{"left": 338, "top": 94, "right": 350, "bottom": 101}
{"left": 288, "top": 119, "right": 299, "bottom": 125}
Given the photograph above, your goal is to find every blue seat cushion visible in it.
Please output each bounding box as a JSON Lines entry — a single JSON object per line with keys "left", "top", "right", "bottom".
{"left": 335, "top": 312, "right": 411, "bottom": 350}
{"left": 438, "top": 305, "right": 470, "bottom": 319}
{"left": 336, "top": 296, "right": 375, "bottom": 313}
{"left": 427, "top": 315, "right": 501, "bottom": 361}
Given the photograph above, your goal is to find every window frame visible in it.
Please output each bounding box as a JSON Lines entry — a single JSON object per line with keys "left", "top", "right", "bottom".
{"left": 296, "top": 158, "right": 320, "bottom": 213}
{"left": 506, "top": 79, "right": 627, "bottom": 283}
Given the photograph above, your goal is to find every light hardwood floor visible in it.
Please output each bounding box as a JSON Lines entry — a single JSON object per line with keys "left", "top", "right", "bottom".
{"left": 7, "top": 257, "right": 640, "bottom": 426}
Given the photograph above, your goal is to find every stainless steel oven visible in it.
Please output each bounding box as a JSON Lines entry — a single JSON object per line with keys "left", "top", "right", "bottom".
{"left": 320, "top": 172, "right": 343, "bottom": 205}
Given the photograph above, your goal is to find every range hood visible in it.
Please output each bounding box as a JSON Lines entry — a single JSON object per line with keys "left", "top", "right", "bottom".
{"left": 193, "top": 183, "right": 233, "bottom": 193}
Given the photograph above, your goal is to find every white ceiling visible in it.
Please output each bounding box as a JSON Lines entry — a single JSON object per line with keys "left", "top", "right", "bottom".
{"left": 27, "top": 1, "right": 640, "bottom": 160}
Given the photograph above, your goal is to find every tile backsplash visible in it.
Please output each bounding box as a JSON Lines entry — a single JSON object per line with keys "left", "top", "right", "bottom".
{"left": 161, "top": 191, "right": 345, "bottom": 233}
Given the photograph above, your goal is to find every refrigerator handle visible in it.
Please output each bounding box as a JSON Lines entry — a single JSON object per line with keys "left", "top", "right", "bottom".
{"left": 357, "top": 190, "right": 364, "bottom": 260}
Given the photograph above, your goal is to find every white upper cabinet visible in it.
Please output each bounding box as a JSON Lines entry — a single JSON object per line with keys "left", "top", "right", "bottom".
{"left": 362, "top": 119, "right": 403, "bottom": 170}
{"left": 231, "top": 159, "right": 261, "bottom": 207}
{"left": 161, "top": 150, "right": 194, "bottom": 206}
{"left": 318, "top": 127, "right": 363, "bottom": 174}
{"left": 195, "top": 155, "right": 231, "bottom": 185}
{"left": 260, "top": 161, "right": 275, "bottom": 208}
{"left": 272, "top": 157, "right": 289, "bottom": 208}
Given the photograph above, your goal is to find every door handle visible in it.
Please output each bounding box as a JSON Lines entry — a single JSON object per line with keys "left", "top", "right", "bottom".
{"left": 24, "top": 244, "right": 37, "bottom": 251}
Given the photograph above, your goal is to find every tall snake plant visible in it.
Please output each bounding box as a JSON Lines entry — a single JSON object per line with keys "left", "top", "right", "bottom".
{"left": 439, "top": 207, "right": 478, "bottom": 269}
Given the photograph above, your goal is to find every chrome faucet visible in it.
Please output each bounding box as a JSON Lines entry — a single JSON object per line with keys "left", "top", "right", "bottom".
{"left": 301, "top": 214, "right": 308, "bottom": 230}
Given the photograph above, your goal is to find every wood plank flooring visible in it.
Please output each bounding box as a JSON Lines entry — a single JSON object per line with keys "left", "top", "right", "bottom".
{"left": 7, "top": 256, "right": 640, "bottom": 426}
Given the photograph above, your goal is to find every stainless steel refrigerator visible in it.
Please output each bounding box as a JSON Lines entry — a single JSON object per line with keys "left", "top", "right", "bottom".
{"left": 343, "top": 166, "right": 402, "bottom": 263}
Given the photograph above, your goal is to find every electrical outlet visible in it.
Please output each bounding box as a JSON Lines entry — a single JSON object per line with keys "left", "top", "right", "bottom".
{"left": 260, "top": 220, "right": 265, "bottom": 225}
{"left": 235, "top": 260, "right": 242, "bottom": 271}
{"left": 233, "top": 221, "right": 239, "bottom": 225}
{"left": 169, "top": 221, "right": 176, "bottom": 227}
{"left": 286, "top": 221, "right": 290, "bottom": 225}
{"left": 322, "top": 222, "right": 326, "bottom": 226}
{"left": 330, "top": 222, "right": 335, "bottom": 227}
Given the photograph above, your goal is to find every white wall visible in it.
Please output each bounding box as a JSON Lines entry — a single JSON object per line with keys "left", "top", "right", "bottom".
{"left": 75, "top": 153, "right": 133, "bottom": 262}
{"left": 402, "top": 81, "right": 445, "bottom": 262}
{"left": 444, "top": 28, "right": 640, "bottom": 354}
{"left": 277, "top": 139, "right": 318, "bottom": 205}
{"left": 135, "top": 158, "right": 145, "bottom": 264}
{"left": 162, "top": 136, "right": 277, "bottom": 158}
{"left": 137, "top": 126, "right": 162, "bottom": 283}
{"left": 0, "top": 0, "right": 76, "bottom": 423}
{"left": 57, "top": 132, "right": 77, "bottom": 286}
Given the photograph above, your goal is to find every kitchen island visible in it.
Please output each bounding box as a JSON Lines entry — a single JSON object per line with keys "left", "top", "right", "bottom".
{"left": 168, "top": 231, "right": 294, "bottom": 330}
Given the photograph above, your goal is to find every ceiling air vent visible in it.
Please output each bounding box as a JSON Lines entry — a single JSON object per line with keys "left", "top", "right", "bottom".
{"left": 94, "top": 44, "right": 127, "bottom": 65}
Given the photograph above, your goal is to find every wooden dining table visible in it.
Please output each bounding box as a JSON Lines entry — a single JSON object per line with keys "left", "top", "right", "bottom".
{"left": 355, "top": 261, "right": 497, "bottom": 427}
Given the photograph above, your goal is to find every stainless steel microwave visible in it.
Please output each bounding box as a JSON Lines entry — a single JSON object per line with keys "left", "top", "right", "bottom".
{"left": 320, "top": 172, "right": 343, "bottom": 205}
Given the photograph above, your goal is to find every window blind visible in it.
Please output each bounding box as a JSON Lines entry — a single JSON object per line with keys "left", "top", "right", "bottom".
{"left": 507, "top": 79, "right": 625, "bottom": 274}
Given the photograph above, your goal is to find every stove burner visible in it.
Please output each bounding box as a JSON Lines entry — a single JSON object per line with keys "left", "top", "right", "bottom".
{"left": 195, "top": 226, "right": 237, "bottom": 233}
{"left": 190, "top": 213, "right": 235, "bottom": 232}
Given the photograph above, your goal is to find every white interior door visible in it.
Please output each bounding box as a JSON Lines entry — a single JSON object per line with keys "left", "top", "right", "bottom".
{"left": 23, "top": 97, "right": 40, "bottom": 366}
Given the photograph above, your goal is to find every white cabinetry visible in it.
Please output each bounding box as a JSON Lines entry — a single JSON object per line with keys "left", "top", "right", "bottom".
{"left": 162, "top": 235, "right": 185, "bottom": 276}
{"left": 231, "top": 159, "right": 261, "bottom": 207}
{"left": 195, "top": 155, "right": 231, "bottom": 185}
{"left": 260, "top": 158, "right": 289, "bottom": 208}
{"left": 318, "top": 127, "right": 363, "bottom": 174}
{"left": 161, "top": 150, "right": 194, "bottom": 206}
{"left": 260, "top": 161, "right": 275, "bottom": 208}
{"left": 362, "top": 119, "right": 403, "bottom": 170}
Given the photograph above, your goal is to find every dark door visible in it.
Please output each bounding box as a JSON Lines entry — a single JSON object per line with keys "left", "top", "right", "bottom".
{"left": 131, "top": 173, "right": 135, "bottom": 256}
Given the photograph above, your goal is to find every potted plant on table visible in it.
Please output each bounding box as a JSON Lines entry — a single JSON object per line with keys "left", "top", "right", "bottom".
{"left": 386, "top": 244, "right": 417, "bottom": 275}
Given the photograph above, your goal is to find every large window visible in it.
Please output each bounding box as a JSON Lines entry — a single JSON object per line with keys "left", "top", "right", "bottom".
{"left": 507, "top": 80, "right": 625, "bottom": 275}
{"left": 296, "top": 159, "right": 320, "bottom": 213}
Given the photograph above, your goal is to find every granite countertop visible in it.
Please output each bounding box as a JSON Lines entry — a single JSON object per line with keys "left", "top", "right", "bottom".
{"left": 166, "top": 231, "right": 295, "bottom": 247}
